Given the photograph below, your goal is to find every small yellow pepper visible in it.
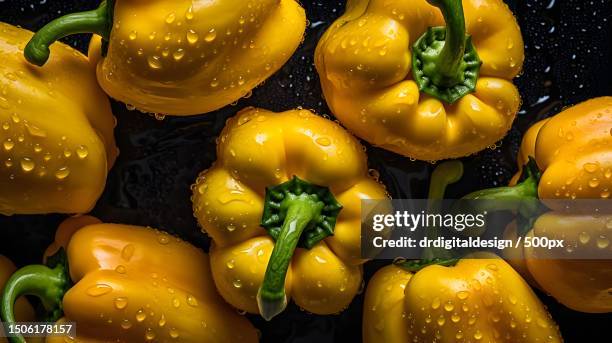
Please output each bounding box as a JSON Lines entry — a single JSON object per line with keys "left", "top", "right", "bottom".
{"left": 0, "top": 256, "right": 38, "bottom": 343}
{"left": 192, "top": 107, "right": 388, "bottom": 320}
{"left": 25, "top": 0, "right": 306, "bottom": 116}
{"left": 315, "top": 0, "right": 524, "bottom": 161}
{"left": 363, "top": 161, "right": 562, "bottom": 343}
{"left": 0, "top": 23, "right": 118, "bottom": 215}
{"left": 1, "top": 216, "right": 258, "bottom": 343}
{"left": 363, "top": 256, "right": 562, "bottom": 343}
{"left": 494, "top": 97, "right": 612, "bottom": 313}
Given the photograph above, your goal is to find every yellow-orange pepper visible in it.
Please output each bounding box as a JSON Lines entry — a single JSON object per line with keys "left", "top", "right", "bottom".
{"left": 1, "top": 216, "right": 258, "bottom": 343}
{"left": 315, "top": 0, "right": 524, "bottom": 161}
{"left": 363, "top": 256, "right": 562, "bottom": 343}
{"left": 24, "top": 0, "right": 306, "bottom": 116}
{"left": 0, "top": 23, "right": 117, "bottom": 215}
{"left": 192, "top": 108, "right": 388, "bottom": 320}
{"left": 499, "top": 97, "right": 612, "bottom": 313}
{"left": 363, "top": 161, "right": 562, "bottom": 343}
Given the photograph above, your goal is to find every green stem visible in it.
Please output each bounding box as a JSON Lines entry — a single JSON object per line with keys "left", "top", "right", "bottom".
{"left": 25, "top": 1, "right": 113, "bottom": 66}
{"left": 459, "top": 158, "right": 540, "bottom": 213}
{"left": 1, "top": 265, "right": 68, "bottom": 343}
{"left": 257, "top": 193, "right": 324, "bottom": 321}
{"left": 428, "top": 0, "right": 467, "bottom": 86}
{"left": 423, "top": 161, "right": 464, "bottom": 260}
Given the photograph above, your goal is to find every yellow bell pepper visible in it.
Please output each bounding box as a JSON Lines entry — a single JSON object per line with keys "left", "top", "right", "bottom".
{"left": 315, "top": 0, "right": 524, "bottom": 161}
{"left": 363, "top": 161, "right": 562, "bottom": 343}
{"left": 0, "top": 255, "right": 38, "bottom": 343}
{"left": 1, "top": 216, "right": 258, "bottom": 343}
{"left": 484, "top": 97, "right": 612, "bottom": 313}
{"left": 24, "top": 0, "right": 306, "bottom": 116}
{"left": 191, "top": 107, "right": 389, "bottom": 320}
{"left": 363, "top": 256, "right": 562, "bottom": 343}
{"left": 0, "top": 23, "right": 118, "bottom": 215}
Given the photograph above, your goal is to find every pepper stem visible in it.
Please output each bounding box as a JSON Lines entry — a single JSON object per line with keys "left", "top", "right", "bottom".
{"left": 396, "top": 161, "right": 463, "bottom": 272}
{"left": 428, "top": 0, "right": 467, "bottom": 86}
{"left": 459, "top": 157, "right": 540, "bottom": 213}
{"left": 25, "top": 0, "right": 113, "bottom": 66}
{"left": 257, "top": 176, "right": 342, "bottom": 320}
{"left": 1, "top": 264, "right": 68, "bottom": 343}
{"left": 257, "top": 193, "right": 324, "bottom": 320}
{"left": 412, "top": 0, "right": 482, "bottom": 103}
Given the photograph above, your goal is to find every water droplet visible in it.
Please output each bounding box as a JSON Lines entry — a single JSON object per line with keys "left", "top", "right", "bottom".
{"left": 136, "top": 309, "right": 147, "bottom": 322}
{"left": 55, "top": 167, "right": 70, "bottom": 180}
{"left": 148, "top": 56, "right": 162, "bottom": 69}
{"left": 86, "top": 284, "right": 112, "bottom": 297}
{"left": 3, "top": 139, "right": 14, "bottom": 151}
{"left": 474, "top": 330, "right": 483, "bottom": 340}
{"left": 120, "top": 319, "right": 132, "bottom": 329}
{"left": 185, "top": 6, "right": 194, "bottom": 20}
{"left": 115, "top": 265, "right": 127, "bottom": 274}
{"left": 226, "top": 259, "right": 235, "bottom": 269}
{"left": 584, "top": 162, "right": 599, "bottom": 173}
{"left": 76, "top": 145, "right": 89, "bottom": 159}
{"left": 145, "top": 327, "right": 156, "bottom": 341}
{"left": 122, "top": 244, "right": 135, "bottom": 261}
{"left": 165, "top": 13, "right": 176, "bottom": 24}
{"left": 579, "top": 231, "right": 591, "bottom": 244}
{"left": 210, "top": 78, "right": 219, "bottom": 88}
{"left": 233, "top": 279, "right": 242, "bottom": 288}
{"left": 437, "top": 315, "right": 445, "bottom": 326}
{"left": 169, "top": 327, "right": 180, "bottom": 339}
{"left": 431, "top": 297, "right": 441, "bottom": 309}
{"left": 157, "top": 233, "right": 170, "bottom": 245}
{"left": 589, "top": 178, "right": 600, "bottom": 188}
{"left": 172, "top": 297, "right": 181, "bottom": 308}
{"left": 114, "top": 297, "right": 128, "bottom": 310}
{"left": 457, "top": 291, "right": 469, "bottom": 300}
{"left": 187, "top": 30, "right": 199, "bottom": 44}
{"left": 204, "top": 29, "right": 217, "bottom": 42}
{"left": 451, "top": 314, "right": 461, "bottom": 323}
{"left": 172, "top": 48, "right": 185, "bottom": 61}
{"left": 187, "top": 295, "right": 198, "bottom": 307}
{"left": 128, "top": 31, "right": 138, "bottom": 40}
{"left": 596, "top": 236, "right": 610, "bottom": 249}
{"left": 444, "top": 302, "right": 454, "bottom": 312}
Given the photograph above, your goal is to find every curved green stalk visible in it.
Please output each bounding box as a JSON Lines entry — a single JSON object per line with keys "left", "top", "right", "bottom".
{"left": 257, "top": 176, "right": 342, "bottom": 321}
{"left": 1, "top": 264, "right": 68, "bottom": 343}
{"left": 25, "top": 1, "right": 113, "bottom": 66}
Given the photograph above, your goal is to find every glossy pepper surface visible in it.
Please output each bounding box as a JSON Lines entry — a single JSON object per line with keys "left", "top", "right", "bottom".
{"left": 315, "top": 0, "right": 524, "bottom": 161}
{"left": 192, "top": 107, "right": 388, "bottom": 320}
{"left": 486, "top": 97, "right": 612, "bottom": 313}
{"left": 0, "top": 23, "right": 118, "bottom": 215}
{"left": 25, "top": 0, "right": 306, "bottom": 116}
{"left": 363, "top": 256, "right": 562, "bottom": 343}
{"left": 363, "top": 162, "right": 562, "bottom": 343}
{"left": 1, "top": 216, "right": 258, "bottom": 343}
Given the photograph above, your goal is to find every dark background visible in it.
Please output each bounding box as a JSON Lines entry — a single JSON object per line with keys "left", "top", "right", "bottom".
{"left": 1, "top": 0, "right": 611, "bottom": 342}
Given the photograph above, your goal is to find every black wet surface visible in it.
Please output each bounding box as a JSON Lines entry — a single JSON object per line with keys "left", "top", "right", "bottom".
{"left": 0, "top": 0, "right": 611, "bottom": 342}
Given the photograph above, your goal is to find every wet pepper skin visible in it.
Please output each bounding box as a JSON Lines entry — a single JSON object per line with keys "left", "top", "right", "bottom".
{"left": 88, "top": 0, "right": 306, "bottom": 116}
{"left": 505, "top": 97, "right": 612, "bottom": 313}
{"left": 35, "top": 216, "right": 257, "bottom": 343}
{"left": 0, "top": 23, "right": 117, "bottom": 215}
{"left": 363, "top": 254, "right": 562, "bottom": 343}
{"left": 192, "top": 108, "right": 388, "bottom": 316}
{"left": 315, "top": 0, "right": 524, "bottom": 161}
